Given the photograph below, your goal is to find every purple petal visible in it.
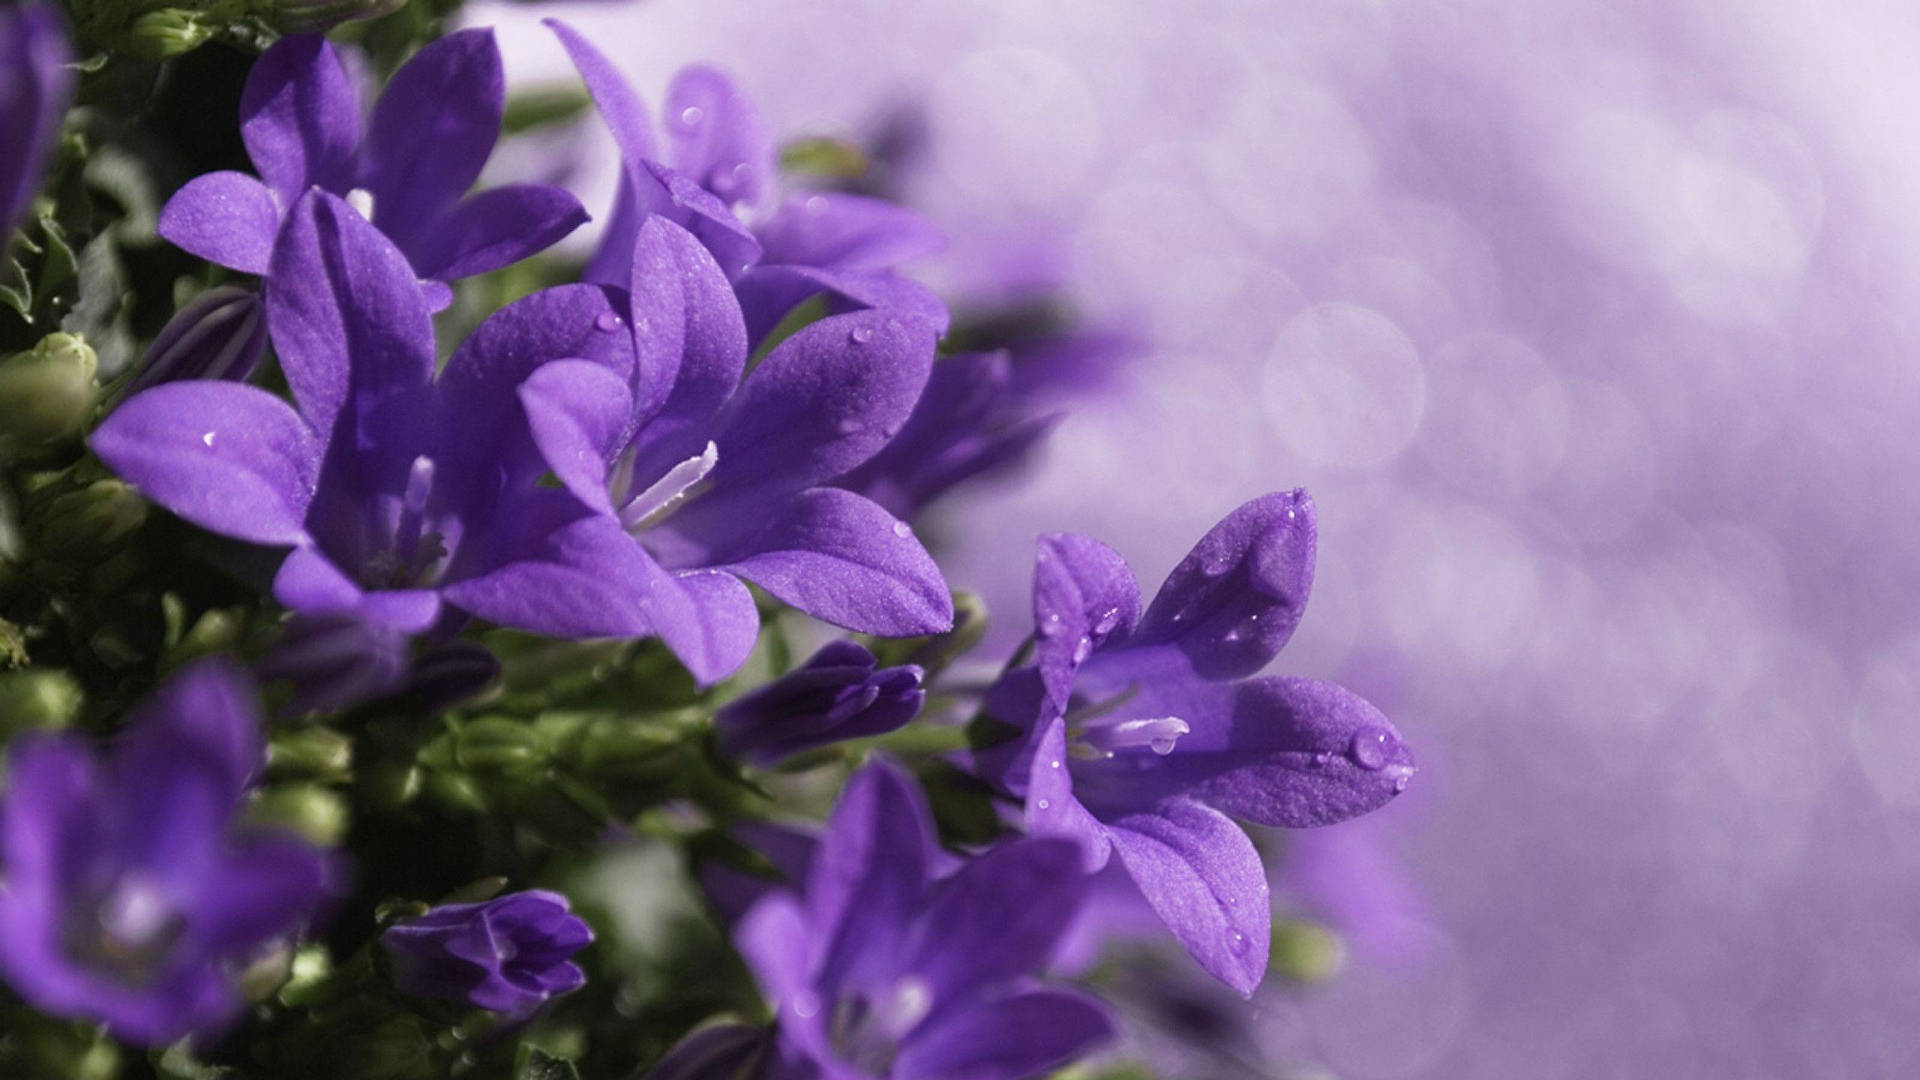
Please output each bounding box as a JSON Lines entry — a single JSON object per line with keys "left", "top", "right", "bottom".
{"left": 128, "top": 286, "right": 269, "bottom": 394}
{"left": 903, "top": 838, "right": 1087, "bottom": 1005}
{"left": 637, "top": 160, "right": 763, "bottom": 278}
{"left": 116, "top": 659, "right": 265, "bottom": 801}
{"left": 689, "top": 310, "right": 937, "bottom": 516}
{"left": 1023, "top": 715, "right": 1112, "bottom": 870}
{"left": 755, "top": 192, "right": 946, "bottom": 272}
{"left": 519, "top": 359, "right": 633, "bottom": 515}
{"left": 440, "top": 491, "right": 655, "bottom": 639}
{"left": 1106, "top": 798, "right": 1271, "bottom": 997}
{"left": 808, "top": 759, "right": 933, "bottom": 992}
{"left": 894, "top": 988, "right": 1115, "bottom": 1080}
{"left": 359, "top": 28, "right": 503, "bottom": 252}
{"left": 436, "top": 283, "right": 636, "bottom": 497}
{"left": 90, "top": 381, "right": 319, "bottom": 546}
{"left": 623, "top": 215, "right": 748, "bottom": 471}
{"left": 545, "top": 19, "right": 657, "bottom": 169}
{"left": 716, "top": 488, "right": 952, "bottom": 637}
{"left": 645, "top": 1025, "right": 773, "bottom": 1080}
{"left": 662, "top": 64, "right": 774, "bottom": 210}
{"left": 583, "top": 172, "right": 646, "bottom": 287}
{"left": 1072, "top": 671, "right": 1414, "bottom": 828}
{"left": 408, "top": 183, "right": 589, "bottom": 282}
{"left": 646, "top": 569, "right": 762, "bottom": 686}
{"left": 156, "top": 172, "right": 280, "bottom": 275}
{"left": 0, "top": 736, "right": 97, "bottom": 925}
{"left": 239, "top": 34, "right": 360, "bottom": 203}
{"left": 1133, "top": 489, "right": 1317, "bottom": 679}
{"left": 735, "top": 264, "right": 950, "bottom": 348}
{"left": 197, "top": 835, "right": 339, "bottom": 955}
{"left": 267, "top": 188, "right": 436, "bottom": 457}
{"left": 1, "top": 4, "right": 74, "bottom": 237}
{"left": 272, "top": 544, "right": 364, "bottom": 615}
{"left": 735, "top": 894, "right": 816, "bottom": 1028}
{"left": 1031, "top": 532, "right": 1142, "bottom": 711}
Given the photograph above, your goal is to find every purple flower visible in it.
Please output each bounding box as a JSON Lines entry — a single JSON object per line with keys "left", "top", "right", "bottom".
{"left": 0, "top": 661, "right": 338, "bottom": 1046}
{"left": 972, "top": 491, "right": 1414, "bottom": 996}
{"left": 548, "top": 20, "right": 948, "bottom": 344}
{"left": 381, "top": 890, "right": 592, "bottom": 1019}
{"left": 1, "top": 3, "right": 73, "bottom": 239}
{"left": 731, "top": 760, "right": 1114, "bottom": 1080}
{"left": 92, "top": 189, "right": 647, "bottom": 640}
{"left": 157, "top": 31, "right": 586, "bottom": 310}
{"left": 507, "top": 213, "right": 953, "bottom": 683}
{"left": 125, "top": 286, "right": 269, "bottom": 395}
{"left": 255, "top": 611, "right": 411, "bottom": 715}
{"left": 715, "top": 640, "right": 924, "bottom": 767}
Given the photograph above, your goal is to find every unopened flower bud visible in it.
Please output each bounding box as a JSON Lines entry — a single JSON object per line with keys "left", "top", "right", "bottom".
{"left": 454, "top": 716, "right": 549, "bottom": 776}
{"left": 0, "top": 333, "right": 98, "bottom": 458}
{"left": 268, "top": 726, "right": 354, "bottom": 784}
{"left": 715, "top": 640, "right": 924, "bottom": 767}
{"left": 244, "top": 783, "right": 351, "bottom": 846}
{"left": 32, "top": 478, "right": 146, "bottom": 559}
{"left": 126, "top": 9, "right": 216, "bottom": 59}
{"left": 257, "top": 612, "right": 409, "bottom": 716}
{"left": 381, "top": 890, "right": 592, "bottom": 1018}
{"left": 401, "top": 640, "right": 500, "bottom": 712}
{"left": 125, "top": 286, "right": 267, "bottom": 395}
{"left": 0, "top": 668, "right": 81, "bottom": 736}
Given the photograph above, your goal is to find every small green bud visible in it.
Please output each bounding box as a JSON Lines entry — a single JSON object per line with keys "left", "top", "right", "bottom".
{"left": 32, "top": 479, "right": 146, "bottom": 559}
{"left": 0, "top": 334, "right": 99, "bottom": 458}
{"left": 164, "top": 607, "right": 245, "bottom": 670}
{"left": 268, "top": 727, "right": 354, "bottom": 784}
{"left": 127, "top": 10, "right": 217, "bottom": 59}
{"left": 243, "top": 783, "right": 351, "bottom": 846}
{"left": 360, "top": 758, "right": 424, "bottom": 810}
{"left": 780, "top": 136, "right": 872, "bottom": 181}
{"left": 276, "top": 945, "right": 338, "bottom": 1008}
{"left": 0, "top": 669, "right": 82, "bottom": 736}
{"left": 240, "top": 941, "right": 296, "bottom": 1002}
{"left": 454, "top": 716, "right": 550, "bottom": 775}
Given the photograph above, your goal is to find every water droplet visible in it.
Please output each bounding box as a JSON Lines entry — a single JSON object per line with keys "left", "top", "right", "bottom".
{"left": 1092, "top": 606, "right": 1121, "bottom": 635}
{"left": 1049, "top": 759, "right": 1062, "bottom": 769}
{"left": 1393, "top": 771, "right": 1411, "bottom": 793}
{"left": 806, "top": 194, "right": 829, "bottom": 214}
{"left": 1036, "top": 798, "right": 1051, "bottom": 811}
{"left": 680, "top": 105, "right": 705, "bottom": 128}
{"left": 1310, "top": 751, "right": 1331, "bottom": 768}
{"left": 1228, "top": 931, "right": 1250, "bottom": 956}
{"left": 836, "top": 417, "right": 864, "bottom": 435}
{"left": 1348, "top": 728, "right": 1393, "bottom": 771}
{"left": 891, "top": 520, "right": 911, "bottom": 539}
{"left": 1071, "top": 636, "right": 1092, "bottom": 664}
{"left": 1199, "top": 548, "right": 1233, "bottom": 577}
{"left": 595, "top": 312, "right": 623, "bottom": 332}
{"left": 793, "top": 991, "right": 821, "bottom": 1018}
{"left": 1040, "top": 612, "right": 1063, "bottom": 638}
{"left": 850, "top": 325, "right": 875, "bottom": 345}
{"left": 1148, "top": 736, "right": 1178, "bottom": 756}
{"left": 201, "top": 431, "right": 216, "bottom": 447}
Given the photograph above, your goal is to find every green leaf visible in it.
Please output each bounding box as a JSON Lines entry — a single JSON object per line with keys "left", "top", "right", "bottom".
{"left": 516, "top": 1046, "right": 583, "bottom": 1080}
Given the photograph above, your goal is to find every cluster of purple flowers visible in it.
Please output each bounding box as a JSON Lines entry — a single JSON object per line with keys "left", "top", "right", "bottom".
{"left": 0, "top": 8, "right": 1412, "bottom": 1077}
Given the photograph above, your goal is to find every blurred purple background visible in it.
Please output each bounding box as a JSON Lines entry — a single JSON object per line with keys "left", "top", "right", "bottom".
{"left": 480, "top": 1, "right": 1920, "bottom": 1074}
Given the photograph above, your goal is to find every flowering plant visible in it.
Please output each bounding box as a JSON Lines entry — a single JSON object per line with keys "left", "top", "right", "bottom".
{"left": 0, "top": 4, "right": 1410, "bottom": 1078}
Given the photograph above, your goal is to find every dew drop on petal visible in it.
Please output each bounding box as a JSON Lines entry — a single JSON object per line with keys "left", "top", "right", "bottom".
{"left": 850, "top": 325, "right": 875, "bottom": 345}
{"left": 1036, "top": 798, "right": 1051, "bottom": 810}
{"left": 892, "top": 520, "right": 912, "bottom": 539}
{"left": 680, "top": 105, "right": 704, "bottom": 128}
{"left": 202, "top": 431, "right": 216, "bottom": 446}
{"left": 1229, "top": 931, "right": 1250, "bottom": 956}
{"left": 595, "top": 312, "right": 623, "bottom": 332}
{"left": 1072, "top": 636, "right": 1092, "bottom": 663}
{"left": 1348, "top": 728, "right": 1393, "bottom": 770}
{"left": 836, "top": 417, "right": 864, "bottom": 435}
{"left": 793, "top": 991, "right": 821, "bottom": 1019}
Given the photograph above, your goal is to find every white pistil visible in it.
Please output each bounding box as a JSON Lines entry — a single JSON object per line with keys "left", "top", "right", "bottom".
{"left": 620, "top": 441, "right": 719, "bottom": 532}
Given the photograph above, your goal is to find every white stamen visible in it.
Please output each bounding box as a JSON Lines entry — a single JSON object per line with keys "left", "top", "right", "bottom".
{"left": 1077, "top": 715, "right": 1190, "bottom": 758}
{"left": 620, "top": 441, "right": 719, "bottom": 531}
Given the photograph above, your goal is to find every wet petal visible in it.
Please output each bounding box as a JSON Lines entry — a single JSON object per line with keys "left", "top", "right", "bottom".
{"left": 157, "top": 172, "right": 280, "bottom": 275}
{"left": 408, "top": 183, "right": 588, "bottom": 282}
{"left": 359, "top": 28, "right": 504, "bottom": 251}
{"left": 1106, "top": 798, "right": 1271, "bottom": 997}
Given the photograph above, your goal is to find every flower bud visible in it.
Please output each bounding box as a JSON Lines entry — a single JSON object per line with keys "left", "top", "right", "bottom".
{"left": 0, "top": 668, "right": 81, "bottom": 736}
{"left": 124, "top": 286, "right": 268, "bottom": 395}
{"left": 268, "top": 726, "right": 354, "bottom": 784}
{"left": 126, "top": 9, "right": 216, "bottom": 59}
{"left": 715, "top": 640, "right": 924, "bottom": 767}
{"left": 257, "top": 612, "right": 409, "bottom": 716}
{"left": 453, "top": 716, "right": 549, "bottom": 776}
{"left": 0, "top": 333, "right": 98, "bottom": 458}
{"left": 381, "top": 890, "right": 593, "bottom": 1018}
{"left": 31, "top": 478, "right": 146, "bottom": 559}
{"left": 400, "top": 639, "right": 500, "bottom": 712}
{"left": 243, "top": 783, "right": 351, "bottom": 846}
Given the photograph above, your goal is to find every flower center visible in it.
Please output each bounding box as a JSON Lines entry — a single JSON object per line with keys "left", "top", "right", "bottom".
{"left": 365, "top": 455, "right": 450, "bottom": 588}
{"left": 613, "top": 441, "right": 719, "bottom": 533}
{"left": 67, "top": 872, "right": 186, "bottom": 985}
{"left": 829, "top": 976, "right": 933, "bottom": 1075}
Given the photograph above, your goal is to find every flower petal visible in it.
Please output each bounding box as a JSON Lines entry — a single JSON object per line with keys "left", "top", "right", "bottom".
{"left": 1133, "top": 489, "right": 1317, "bottom": 679}
{"left": 156, "top": 171, "right": 280, "bottom": 275}
{"left": 894, "top": 988, "right": 1115, "bottom": 1080}
{"left": 518, "top": 359, "right": 633, "bottom": 516}
{"left": 735, "top": 263, "right": 949, "bottom": 348}
{"left": 1031, "top": 532, "right": 1142, "bottom": 710}
{"left": 756, "top": 192, "right": 946, "bottom": 272}
{"left": 440, "top": 490, "right": 654, "bottom": 639}
{"left": 408, "top": 183, "right": 588, "bottom": 282}
{"left": 91, "top": 381, "right": 319, "bottom": 546}
{"left": 359, "top": 28, "right": 504, "bottom": 252}
{"left": 239, "top": 34, "right": 360, "bottom": 204}
{"left": 1023, "top": 715, "right": 1112, "bottom": 871}
{"left": 663, "top": 64, "right": 775, "bottom": 211}
{"left": 1106, "top": 798, "right": 1271, "bottom": 997}
{"left": 808, "top": 759, "right": 934, "bottom": 993}
{"left": 903, "top": 838, "right": 1087, "bottom": 1005}
{"left": 545, "top": 19, "right": 657, "bottom": 169}
{"left": 624, "top": 215, "right": 747, "bottom": 471}
{"left": 716, "top": 488, "right": 952, "bottom": 637}
{"left": 692, "top": 309, "right": 936, "bottom": 514}
{"left": 646, "top": 569, "right": 762, "bottom": 686}
{"left": 266, "top": 189, "right": 436, "bottom": 455}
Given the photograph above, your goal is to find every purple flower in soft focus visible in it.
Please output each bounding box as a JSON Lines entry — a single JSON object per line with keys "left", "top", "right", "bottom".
{"left": 973, "top": 491, "right": 1413, "bottom": 996}
{"left": 0, "top": 2, "right": 73, "bottom": 240}
{"left": 382, "top": 890, "right": 592, "bottom": 1018}
{"left": 157, "top": 31, "right": 586, "bottom": 310}
{"left": 0, "top": 660, "right": 338, "bottom": 1046}
{"left": 730, "top": 760, "right": 1114, "bottom": 1080}
{"left": 836, "top": 351, "right": 1062, "bottom": 521}
{"left": 256, "top": 610, "right": 411, "bottom": 715}
{"left": 548, "top": 20, "right": 949, "bottom": 345}
{"left": 125, "top": 286, "right": 269, "bottom": 395}
{"left": 716, "top": 640, "right": 924, "bottom": 767}
{"left": 91, "top": 189, "right": 649, "bottom": 639}
{"left": 507, "top": 213, "right": 952, "bottom": 683}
